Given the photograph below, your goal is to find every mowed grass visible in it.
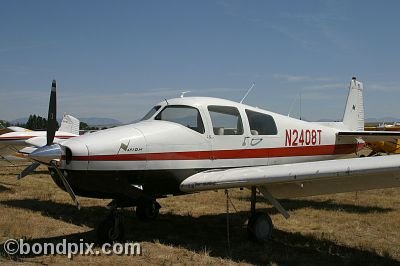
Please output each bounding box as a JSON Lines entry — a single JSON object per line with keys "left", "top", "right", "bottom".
{"left": 0, "top": 161, "right": 399, "bottom": 265}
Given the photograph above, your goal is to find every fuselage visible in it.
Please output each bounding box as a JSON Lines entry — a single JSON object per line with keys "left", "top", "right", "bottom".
{"left": 56, "top": 97, "right": 363, "bottom": 200}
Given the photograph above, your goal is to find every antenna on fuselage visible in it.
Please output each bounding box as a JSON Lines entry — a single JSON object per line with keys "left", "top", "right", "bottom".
{"left": 180, "top": 91, "right": 191, "bottom": 98}
{"left": 299, "top": 91, "right": 302, "bottom": 120}
{"left": 240, "top": 82, "right": 255, "bottom": 104}
{"left": 287, "top": 91, "right": 303, "bottom": 120}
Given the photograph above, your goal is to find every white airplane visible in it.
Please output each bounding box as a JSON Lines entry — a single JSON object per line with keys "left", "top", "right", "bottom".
{"left": 19, "top": 78, "right": 400, "bottom": 243}
{"left": 0, "top": 100, "right": 80, "bottom": 164}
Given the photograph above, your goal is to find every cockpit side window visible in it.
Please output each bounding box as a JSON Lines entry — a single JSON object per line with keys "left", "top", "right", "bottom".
{"left": 155, "top": 105, "right": 205, "bottom": 134}
{"left": 208, "top": 105, "right": 243, "bottom": 135}
{"left": 141, "top": 105, "right": 161, "bottom": 121}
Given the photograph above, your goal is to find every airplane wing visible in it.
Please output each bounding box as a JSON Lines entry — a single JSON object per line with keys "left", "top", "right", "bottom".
{"left": 7, "top": 126, "right": 31, "bottom": 132}
{"left": 337, "top": 131, "right": 400, "bottom": 142}
{"left": 180, "top": 155, "right": 400, "bottom": 198}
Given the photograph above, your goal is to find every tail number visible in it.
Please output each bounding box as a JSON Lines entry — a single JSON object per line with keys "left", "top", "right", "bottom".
{"left": 285, "top": 129, "right": 322, "bottom": 146}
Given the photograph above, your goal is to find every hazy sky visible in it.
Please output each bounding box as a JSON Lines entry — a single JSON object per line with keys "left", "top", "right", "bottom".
{"left": 1, "top": 1, "right": 399, "bottom": 123}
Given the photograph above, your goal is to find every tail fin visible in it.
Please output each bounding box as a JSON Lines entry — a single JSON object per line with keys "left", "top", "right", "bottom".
{"left": 342, "top": 77, "right": 364, "bottom": 131}
{"left": 58, "top": 114, "right": 80, "bottom": 135}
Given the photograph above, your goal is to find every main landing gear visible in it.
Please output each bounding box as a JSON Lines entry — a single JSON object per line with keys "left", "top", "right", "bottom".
{"left": 247, "top": 186, "right": 290, "bottom": 242}
{"left": 96, "top": 199, "right": 161, "bottom": 243}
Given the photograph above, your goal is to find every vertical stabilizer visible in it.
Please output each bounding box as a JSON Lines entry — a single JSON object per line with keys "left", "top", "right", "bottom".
{"left": 58, "top": 114, "right": 80, "bottom": 135}
{"left": 342, "top": 77, "right": 364, "bottom": 131}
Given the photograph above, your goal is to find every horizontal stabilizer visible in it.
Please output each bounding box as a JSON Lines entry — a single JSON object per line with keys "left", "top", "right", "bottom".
{"left": 180, "top": 155, "right": 400, "bottom": 198}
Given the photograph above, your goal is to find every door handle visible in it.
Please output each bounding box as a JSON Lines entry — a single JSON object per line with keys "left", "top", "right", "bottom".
{"left": 243, "top": 136, "right": 250, "bottom": 146}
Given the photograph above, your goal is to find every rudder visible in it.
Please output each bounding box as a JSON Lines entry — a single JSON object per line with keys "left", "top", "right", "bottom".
{"left": 59, "top": 114, "right": 80, "bottom": 135}
{"left": 342, "top": 77, "right": 364, "bottom": 131}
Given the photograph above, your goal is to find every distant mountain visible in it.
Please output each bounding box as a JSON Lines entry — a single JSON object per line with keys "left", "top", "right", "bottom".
{"left": 10, "top": 117, "right": 123, "bottom": 127}
{"left": 10, "top": 117, "right": 28, "bottom": 125}
{"left": 365, "top": 117, "right": 400, "bottom": 123}
{"left": 316, "top": 118, "right": 340, "bottom": 122}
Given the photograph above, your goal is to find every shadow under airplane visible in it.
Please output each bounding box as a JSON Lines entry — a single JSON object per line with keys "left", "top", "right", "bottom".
{"left": 0, "top": 199, "right": 398, "bottom": 265}
{"left": 238, "top": 195, "right": 394, "bottom": 214}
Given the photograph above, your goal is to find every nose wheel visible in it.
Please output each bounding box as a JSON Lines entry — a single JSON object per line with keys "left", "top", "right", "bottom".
{"left": 96, "top": 198, "right": 161, "bottom": 243}
{"left": 97, "top": 211, "right": 125, "bottom": 244}
{"left": 136, "top": 200, "right": 161, "bottom": 220}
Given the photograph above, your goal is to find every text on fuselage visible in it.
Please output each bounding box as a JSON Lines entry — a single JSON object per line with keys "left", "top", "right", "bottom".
{"left": 285, "top": 129, "right": 322, "bottom": 146}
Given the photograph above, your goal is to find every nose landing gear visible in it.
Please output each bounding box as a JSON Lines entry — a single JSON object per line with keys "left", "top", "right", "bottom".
{"left": 97, "top": 211, "right": 125, "bottom": 244}
{"left": 96, "top": 199, "right": 161, "bottom": 243}
{"left": 136, "top": 200, "right": 161, "bottom": 220}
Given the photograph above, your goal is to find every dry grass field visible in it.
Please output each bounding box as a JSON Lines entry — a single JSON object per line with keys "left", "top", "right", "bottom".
{"left": 0, "top": 161, "right": 399, "bottom": 265}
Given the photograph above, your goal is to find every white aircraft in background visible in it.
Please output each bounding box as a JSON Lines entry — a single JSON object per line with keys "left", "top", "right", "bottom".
{"left": 0, "top": 123, "right": 27, "bottom": 135}
{"left": 0, "top": 111, "right": 79, "bottom": 164}
{"left": 18, "top": 78, "right": 400, "bottom": 243}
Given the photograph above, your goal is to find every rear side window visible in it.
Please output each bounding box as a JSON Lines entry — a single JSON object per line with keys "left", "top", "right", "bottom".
{"left": 155, "top": 105, "right": 205, "bottom": 134}
{"left": 208, "top": 106, "right": 243, "bottom": 135}
{"left": 245, "top": 109, "right": 277, "bottom": 135}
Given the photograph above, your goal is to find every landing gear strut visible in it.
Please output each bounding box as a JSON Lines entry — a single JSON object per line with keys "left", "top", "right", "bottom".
{"left": 97, "top": 210, "right": 125, "bottom": 244}
{"left": 247, "top": 187, "right": 274, "bottom": 242}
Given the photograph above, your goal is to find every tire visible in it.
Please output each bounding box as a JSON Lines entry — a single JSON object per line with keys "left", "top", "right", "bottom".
{"left": 136, "top": 201, "right": 160, "bottom": 221}
{"left": 247, "top": 212, "right": 273, "bottom": 242}
{"left": 97, "top": 214, "right": 125, "bottom": 244}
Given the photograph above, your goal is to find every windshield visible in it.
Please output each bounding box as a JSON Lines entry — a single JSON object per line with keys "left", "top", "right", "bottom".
{"left": 155, "top": 105, "right": 205, "bottom": 134}
{"left": 141, "top": 106, "right": 161, "bottom": 120}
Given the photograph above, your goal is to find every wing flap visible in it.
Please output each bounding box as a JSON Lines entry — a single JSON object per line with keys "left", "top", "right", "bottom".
{"left": 180, "top": 155, "right": 400, "bottom": 198}
{"left": 338, "top": 131, "right": 400, "bottom": 142}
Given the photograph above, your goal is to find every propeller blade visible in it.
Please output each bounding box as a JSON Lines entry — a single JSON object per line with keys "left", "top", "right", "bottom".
{"left": 17, "top": 162, "right": 40, "bottom": 180}
{"left": 47, "top": 80, "right": 57, "bottom": 146}
{"left": 50, "top": 163, "right": 80, "bottom": 210}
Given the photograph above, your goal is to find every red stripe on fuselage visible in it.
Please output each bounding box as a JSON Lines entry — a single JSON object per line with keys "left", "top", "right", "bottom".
{"left": 70, "top": 143, "right": 361, "bottom": 161}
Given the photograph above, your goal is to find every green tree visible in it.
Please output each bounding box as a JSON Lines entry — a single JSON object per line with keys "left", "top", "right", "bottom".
{"left": 25, "top": 114, "right": 58, "bottom": 130}
{"left": 0, "top": 120, "right": 10, "bottom": 127}
{"left": 79, "top": 122, "right": 90, "bottom": 130}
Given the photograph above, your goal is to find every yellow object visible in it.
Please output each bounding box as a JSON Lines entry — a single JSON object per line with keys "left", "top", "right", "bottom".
{"left": 365, "top": 124, "right": 400, "bottom": 155}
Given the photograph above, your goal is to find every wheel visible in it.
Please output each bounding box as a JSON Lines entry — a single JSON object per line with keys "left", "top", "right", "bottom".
{"left": 247, "top": 212, "right": 273, "bottom": 242}
{"left": 136, "top": 200, "right": 160, "bottom": 221}
{"left": 97, "top": 213, "right": 125, "bottom": 243}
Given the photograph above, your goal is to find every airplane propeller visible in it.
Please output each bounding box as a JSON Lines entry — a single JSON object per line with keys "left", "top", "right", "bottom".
{"left": 47, "top": 80, "right": 57, "bottom": 146}
{"left": 17, "top": 80, "right": 80, "bottom": 209}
